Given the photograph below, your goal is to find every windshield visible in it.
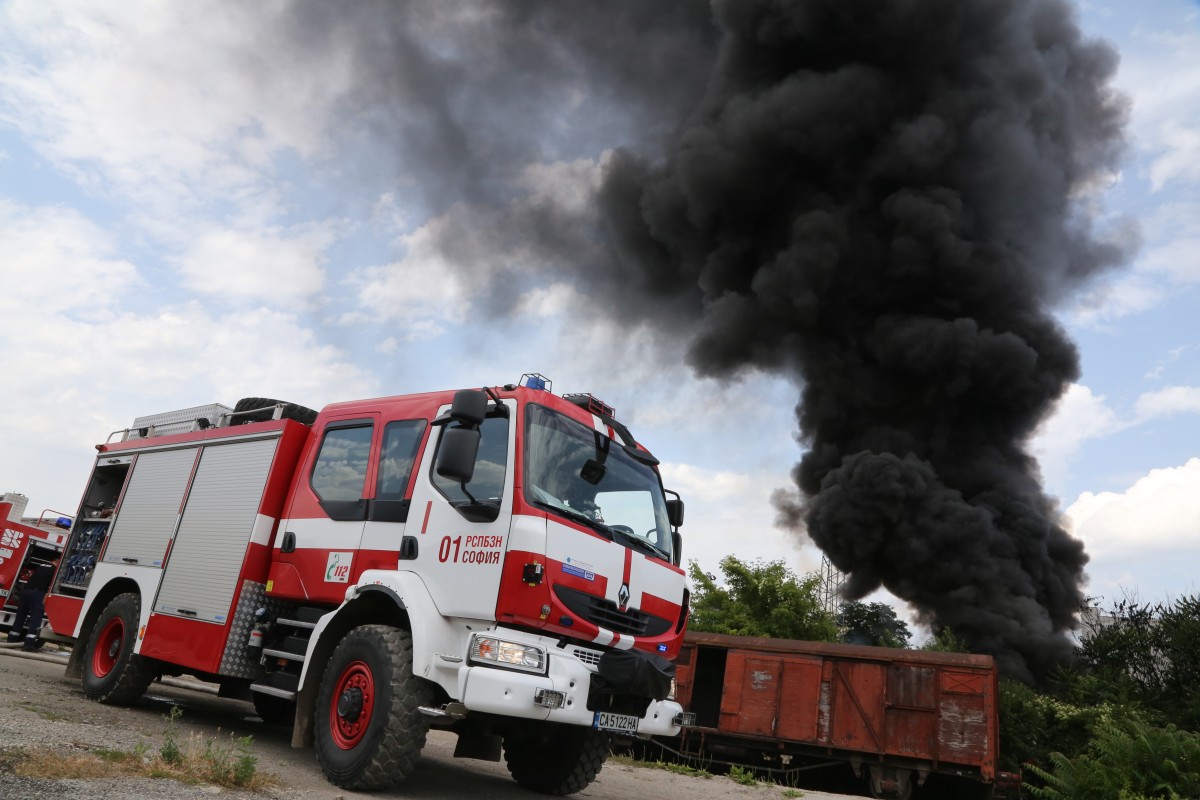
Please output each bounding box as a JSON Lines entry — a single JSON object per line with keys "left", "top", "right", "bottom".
{"left": 524, "top": 403, "right": 673, "bottom": 562}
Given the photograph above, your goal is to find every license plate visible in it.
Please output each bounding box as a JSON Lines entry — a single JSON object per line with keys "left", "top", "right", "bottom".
{"left": 593, "top": 711, "right": 639, "bottom": 734}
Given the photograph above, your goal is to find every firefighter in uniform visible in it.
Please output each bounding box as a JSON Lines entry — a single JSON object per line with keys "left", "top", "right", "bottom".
{"left": 6, "top": 555, "right": 60, "bottom": 651}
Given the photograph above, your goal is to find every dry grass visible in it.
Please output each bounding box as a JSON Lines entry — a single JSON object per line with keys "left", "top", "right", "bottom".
{"left": 1, "top": 727, "right": 278, "bottom": 791}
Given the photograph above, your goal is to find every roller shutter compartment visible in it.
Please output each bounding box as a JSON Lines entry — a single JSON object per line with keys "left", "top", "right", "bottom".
{"left": 154, "top": 437, "right": 279, "bottom": 624}
{"left": 103, "top": 448, "right": 198, "bottom": 568}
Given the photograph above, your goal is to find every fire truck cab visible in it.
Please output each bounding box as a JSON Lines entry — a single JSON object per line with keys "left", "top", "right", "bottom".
{"left": 44, "top": 376, "right": 690, "bottom": 793}
{"left": 1, "top": 498, "right": 68, "bottom": 634}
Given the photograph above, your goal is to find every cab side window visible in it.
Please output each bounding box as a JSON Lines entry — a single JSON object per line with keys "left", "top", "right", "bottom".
{"left": 432, "top": 415, "right": 509, "bottom": 522}
{"left": 377, "top": 420, "right": 426, "bottom": 500}
{"left": 311, "top": 424, "right": 373, "bottom": 501}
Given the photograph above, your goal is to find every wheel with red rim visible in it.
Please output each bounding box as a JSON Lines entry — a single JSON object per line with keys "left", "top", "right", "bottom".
{"left": 82, "top": 592, "right": 155, "bottom": 705}
{"left": 91, "top": 615, "right": 125, "bottom": 678}
{"left": 328, "top": 660, "right": 375, "bottom": 748}
{"left": 314, "top": 625, "right": 431, "bottom": 790}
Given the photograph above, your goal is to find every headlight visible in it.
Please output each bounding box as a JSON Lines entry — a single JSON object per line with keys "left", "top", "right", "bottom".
{"left": 470, "top": 635, "right": 546, "bottom": 673}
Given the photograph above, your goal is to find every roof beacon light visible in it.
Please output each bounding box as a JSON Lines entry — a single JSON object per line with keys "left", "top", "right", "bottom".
{"left": 519, "top": 373, "right": 552, "bottom": 392}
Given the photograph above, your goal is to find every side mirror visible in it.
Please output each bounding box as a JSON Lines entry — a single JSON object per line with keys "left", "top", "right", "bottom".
{"left": 436, "top": 426, "right": 480, "bottom": 483}
{"left": 449, "top": 390, "right": 488, "bottom": 426}
{"left": 435, "top": 389, "right": 490, "bottom": 484}
{"left": 672, "top": 530, "right": 683, "bottom": 566}
{"left": 666, "top": 497, "right": 685, "bottom": 529}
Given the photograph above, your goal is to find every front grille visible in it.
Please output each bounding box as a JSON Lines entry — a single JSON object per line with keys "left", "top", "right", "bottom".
{"left": 554, "top": 585, "right": 672, "bottom": 637}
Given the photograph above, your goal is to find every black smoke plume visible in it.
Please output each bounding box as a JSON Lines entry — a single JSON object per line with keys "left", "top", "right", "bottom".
{"left": 284, "top": 0, "right": 1130, "bottom": 679}
{"left": 594, "top": 0, "right": 1131, "bottom": 680}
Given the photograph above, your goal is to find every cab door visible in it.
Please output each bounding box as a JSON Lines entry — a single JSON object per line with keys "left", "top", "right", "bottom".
{"left": 271, "top": 414, "right": 378, "bottom": 603}
{"left": 404, "top": 400, "right": 515, "bottom": 619}
{"left": 357, "top": 418, "right": 428, "bottom": 570}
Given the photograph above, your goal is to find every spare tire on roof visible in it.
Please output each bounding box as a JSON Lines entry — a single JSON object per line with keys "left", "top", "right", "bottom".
{"left": 232, "top": 397, "right": 319, "bottom": 426}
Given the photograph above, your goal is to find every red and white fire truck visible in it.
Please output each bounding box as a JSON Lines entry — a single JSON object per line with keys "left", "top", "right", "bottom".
{"left": 43, "top": 376, "right": 691, "bottom": 792}
{"left": 1, "top": 497, "right": 68, "bottom": 632}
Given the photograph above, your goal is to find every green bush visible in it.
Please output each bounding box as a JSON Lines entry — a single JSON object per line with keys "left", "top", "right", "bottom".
{"left": 728, "top": 765, "right": 761, "bottom": 786}
{"left": 1026, "top": 718, "right": 1200, "bottom": 800}
{"left": 997, "top": 678, "right": 1126, "bottom": 772}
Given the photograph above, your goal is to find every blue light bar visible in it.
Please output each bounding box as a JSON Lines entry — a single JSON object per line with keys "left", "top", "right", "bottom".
{"left": 519, "top": 373, "right": 552, "bottom": 392}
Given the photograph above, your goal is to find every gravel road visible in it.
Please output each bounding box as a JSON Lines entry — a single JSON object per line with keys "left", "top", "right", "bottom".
{"left": 0, "top": 643, "right": 868, "bottom": 800}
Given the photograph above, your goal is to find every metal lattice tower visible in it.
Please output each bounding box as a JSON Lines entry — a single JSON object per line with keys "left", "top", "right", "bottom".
{"left": 818, "top": 554, "right": 846, "bottom": 616}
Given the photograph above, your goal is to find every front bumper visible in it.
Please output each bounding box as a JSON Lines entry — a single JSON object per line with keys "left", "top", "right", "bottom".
{"left": 457, "top": 630, "right": 684, "bottom": 736}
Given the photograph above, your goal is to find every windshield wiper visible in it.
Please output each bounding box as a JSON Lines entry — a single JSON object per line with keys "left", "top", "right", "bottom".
{"left": 608, "top": 527, "right": 670, "bottom": 561}
{"left": 531, "top": 499, "right": 669, "bottom": 560}
{"left": 530, "top": 499, "right": 613, "bottom": 540}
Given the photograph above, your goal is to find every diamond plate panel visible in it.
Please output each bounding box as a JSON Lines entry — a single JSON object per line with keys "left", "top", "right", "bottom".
{"left": 218, "top": 580, "right": 295, "bottom": 678}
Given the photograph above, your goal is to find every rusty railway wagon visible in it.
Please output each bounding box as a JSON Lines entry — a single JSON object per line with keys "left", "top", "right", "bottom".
{"left": 666, "top": 631, "right": 1016, "bottom": 799}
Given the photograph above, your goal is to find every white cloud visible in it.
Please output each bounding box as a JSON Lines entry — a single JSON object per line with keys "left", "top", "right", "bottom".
{"left": 1137, "top": 225, "right": 1200, "bottom": 286}
{"left": 346, "top": 156, "right": 606, "bottom": 333}
{"left": 1148, "top": 124, "right": 1200, "bottom": 191}
{"left": 1108, "top": 15, "right": 1200, "bottom": 191}
{"left": 1032, "top": 378, "right": 1200, "bottom": 496}
{"left": 659, "top": 462, "right": 824, "bottom": 577}
{"left": 1064, "top": 458, "right": 1200, "bottom": 601}
{"left": 0, "top": 202, "right": 375, "bottom": 511}
{"left": 513, "top": 283, "right": 581, "bottom": 318}
{"left": 1, "top": 302, "right": 374, "bottom": 436}
{"left": 1065, "top": 459, "right": 1200, "bottom": 556}
{"left": 1060, "top": 5, "right": 1200, "bottom": 326}
{"left": 516, "top": 155, "right": 605, "bottom": 213}
{"left": 345, "top": 245, "right": 472, "bottom": 336}
{"left": 1133, "top": 385, "right": 1200, "bottom": 421}
{"left": 371, "top": 193, "right": 411, "bottom": 234}
{"left": 0, "top": 1, "right": 367, "bottom": 309}
{"left": 0, "top": 299, "right": 377, "bottom": 511}
{"left": 0, "top": 200, "right": 140, "bottom": 315}
{"left": 1066, "top": 274, "right": 1164, "bottom": 327}
{"left": 1065, "top": 218, "right": 1200, "bottom": 327}
{"left": 1030, "top": 384, "right": 1127, "bottom": 494}
{"left": 0, "top": 2, "right": 352, "bottom": 210}
{"left": 175, "top": 225, "right": 333, "bottom": 304}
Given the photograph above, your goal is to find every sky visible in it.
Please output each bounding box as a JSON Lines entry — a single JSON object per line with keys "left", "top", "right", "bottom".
{"left": 0, "top": 0, "right": 1198, "bottom": 640}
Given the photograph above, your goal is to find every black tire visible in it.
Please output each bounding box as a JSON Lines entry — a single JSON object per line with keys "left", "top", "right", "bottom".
{"left": 504, "top": 724, "right": 609, "bottom": 795}
{"left": 314, "top": 625, "right": 431, "bottom": 790}
{"left": 232, "top": 397, "right": 318, "bottom": 426}
{"left": 253, "top": 692, "right": 296, "bottom": 726}
{"left": 82, "top": 593, "right": 155, "bottom": 705}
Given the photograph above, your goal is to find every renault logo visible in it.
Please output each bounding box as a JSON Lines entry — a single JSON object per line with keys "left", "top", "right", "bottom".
{"left": 618, "top": 583, "right": 630, "bottom": 611}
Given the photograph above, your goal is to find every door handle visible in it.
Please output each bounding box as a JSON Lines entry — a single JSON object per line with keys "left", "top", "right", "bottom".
{"left": 399, "top": 536, "right": 418, "bottom": 561}
{"left": 281, "top": 531, "right": 296, "bottom": 553}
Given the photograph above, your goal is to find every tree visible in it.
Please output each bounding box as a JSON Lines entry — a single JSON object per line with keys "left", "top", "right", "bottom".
{"left": 687, "top": 556, "right": 838, "bottom": 642}
{"left": 1156, "top": 595, "right": 1200, "bottom": 729}
{"left": 1080, "top": 592, "right": 1200, "bottom": 729}
{"left": 1078, "top": 595, "right": 1164, "bottom": 699}
{"left": 922, "top": 626, "right": 969, "bottom": 653}
{"left": 837, "top": 601, "right": 911, "bottom": 648}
